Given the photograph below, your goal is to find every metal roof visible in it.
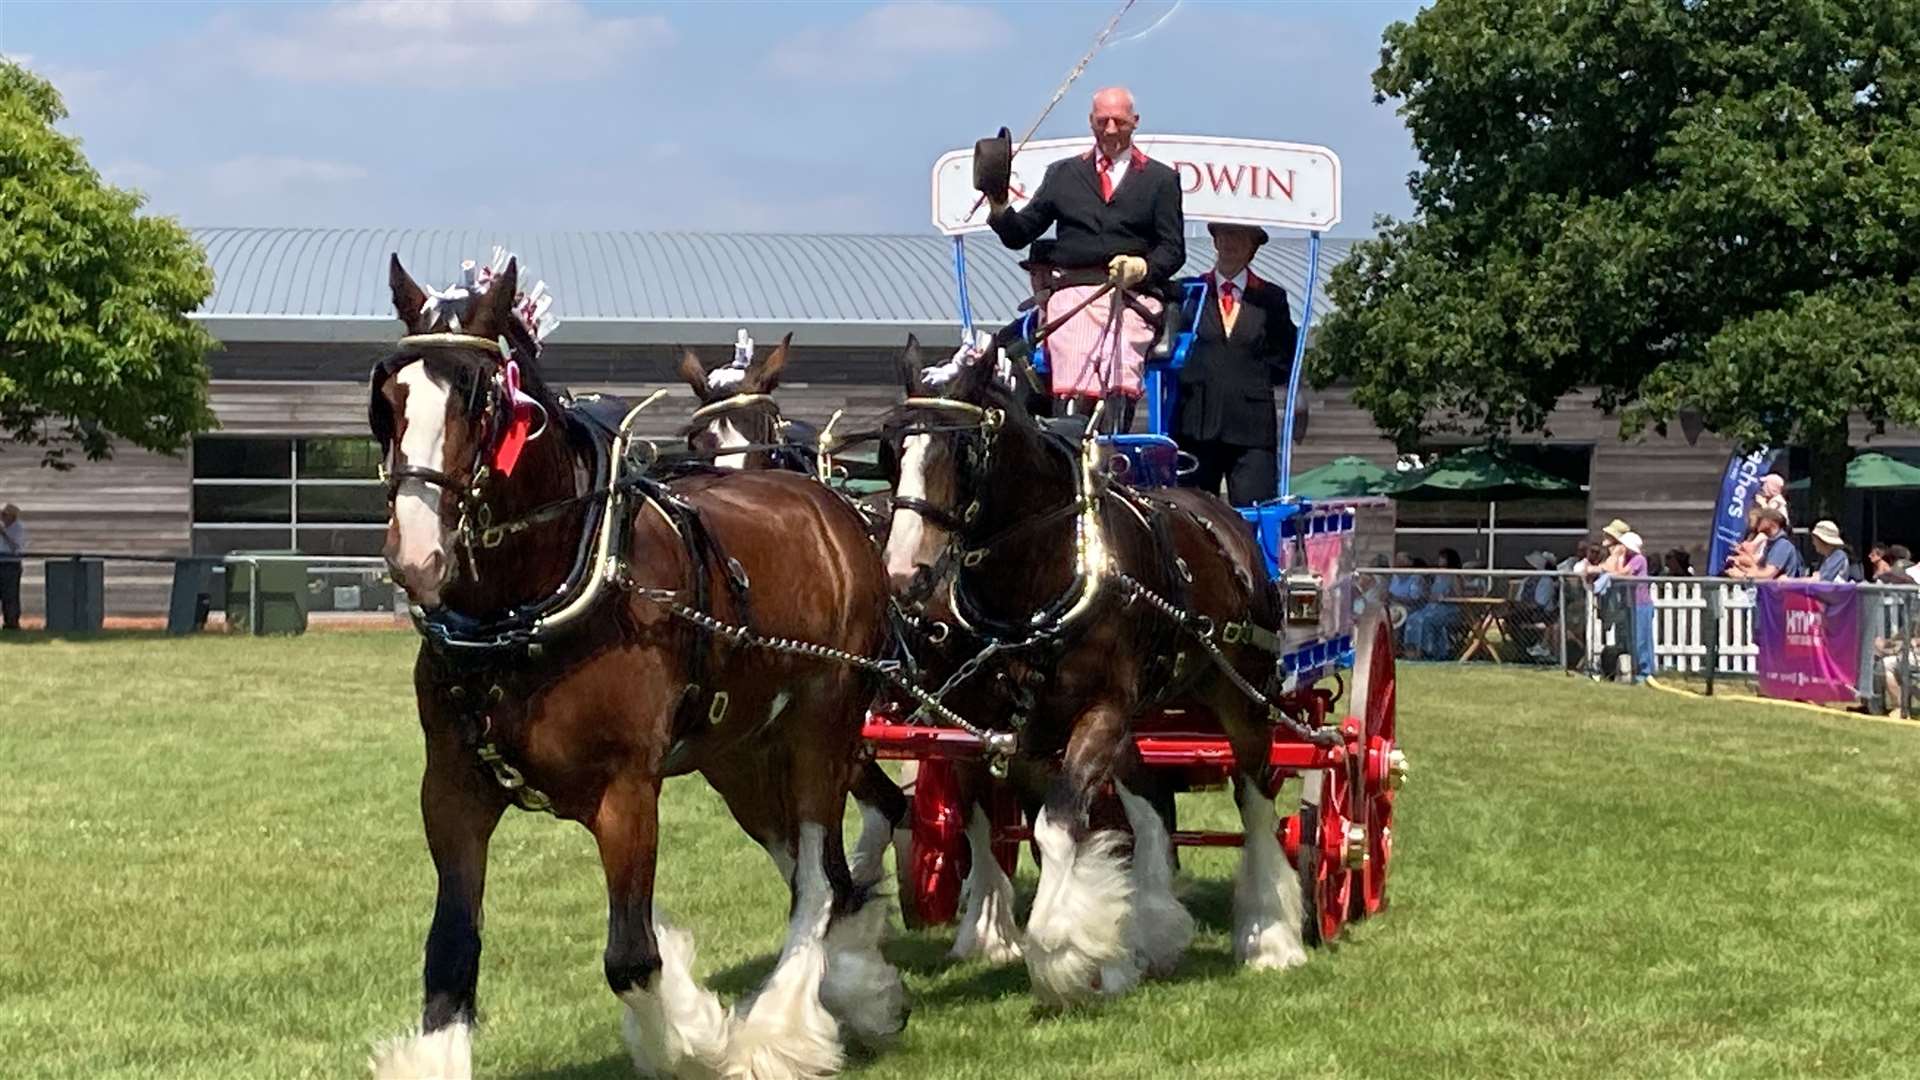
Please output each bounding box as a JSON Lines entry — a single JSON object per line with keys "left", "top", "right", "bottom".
{"left": 188, "top": 228, "right": 1354, "bottom": 346}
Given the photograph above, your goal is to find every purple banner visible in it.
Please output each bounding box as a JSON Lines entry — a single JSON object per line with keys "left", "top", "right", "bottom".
{"left": 1753, "top": 582, "right": 1863, "bottom": 702}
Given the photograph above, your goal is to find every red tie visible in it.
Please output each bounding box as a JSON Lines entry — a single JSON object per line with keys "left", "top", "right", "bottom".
{"left": 1098, "top": 157, "right": 1114, "bottom": 202}
{"left": 1219, "top": 280, "right": 1237, "bottom": 319}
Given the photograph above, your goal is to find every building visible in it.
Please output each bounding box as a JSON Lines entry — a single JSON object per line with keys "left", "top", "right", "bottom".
{"left": 2, "top": 228, "right": 1914, "bottom": 615}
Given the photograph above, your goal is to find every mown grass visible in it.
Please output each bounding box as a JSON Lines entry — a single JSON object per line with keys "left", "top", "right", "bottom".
{"left": 2, "top": 631, "right": 1918, "bottom": 1079}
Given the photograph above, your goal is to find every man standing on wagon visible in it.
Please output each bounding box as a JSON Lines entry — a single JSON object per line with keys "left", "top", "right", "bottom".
{"left": 974, "top": 87, "right": 1186, "bottom": 431}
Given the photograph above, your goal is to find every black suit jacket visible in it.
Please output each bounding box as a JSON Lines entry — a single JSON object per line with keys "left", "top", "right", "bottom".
{"left": 1173, "top": 272, "right": 1298, "bottom": 448}
{"left": 988, "top": 150, "right": 1185, "bottom": 283}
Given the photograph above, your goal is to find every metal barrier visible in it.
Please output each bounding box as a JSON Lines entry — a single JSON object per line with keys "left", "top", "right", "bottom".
{"left": 1355, "top": 568, "right": 1918, "bottom": 717}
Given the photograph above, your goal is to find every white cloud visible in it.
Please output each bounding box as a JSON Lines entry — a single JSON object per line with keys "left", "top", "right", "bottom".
{"left": 2, "top": 52, "right": 34, "bottom": 67}
{"left": 772, "top": 3, "right": 1009, "bottom": 84}
{"left": 207, "top": 156, "right": 369, "bottom": 198}
{"left": 224, "top": 0, "right": 673, "bottom": 84}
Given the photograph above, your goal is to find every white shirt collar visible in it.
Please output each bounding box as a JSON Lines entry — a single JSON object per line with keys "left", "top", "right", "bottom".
{"left": 1097, "top": 148, "right": 1131, "bottom": 189}
{"left": 1214, "top": 267, "right": 1249, "bottom": 294}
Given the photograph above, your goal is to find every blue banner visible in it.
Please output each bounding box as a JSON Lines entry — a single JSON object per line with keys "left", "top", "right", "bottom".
{"left": 1708, "top": 446, "right": 1777, "bottom": 575}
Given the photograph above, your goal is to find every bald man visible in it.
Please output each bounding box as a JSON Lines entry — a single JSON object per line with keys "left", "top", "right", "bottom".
{"left": 978, "top": 87, "right": 1185, "bottom": 430}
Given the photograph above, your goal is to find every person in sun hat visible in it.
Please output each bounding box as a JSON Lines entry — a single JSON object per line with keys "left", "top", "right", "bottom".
{"left": 1615, "top": 531, "right": 1655, "bottom": 683}
{"left": 1809, "top": 519, "right": 1855, "bottom": 582}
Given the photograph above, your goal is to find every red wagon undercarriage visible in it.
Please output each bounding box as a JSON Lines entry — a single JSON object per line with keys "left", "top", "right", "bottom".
{"left": 861, "top": 616, "right": 1406, "bottom": 945}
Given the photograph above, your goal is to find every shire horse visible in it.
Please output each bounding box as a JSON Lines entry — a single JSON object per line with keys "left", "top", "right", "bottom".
{"left": 368, "top": 255, "right": 905, "bottom": 1079}
{"left": 876, "top": 337, "right": 1315, "bottom": 1007}
{"left": 678, "top": 343, "right": 912, "bottom": 889}
{"left": 676, "top": 337, "right": 819, "bottom": 472}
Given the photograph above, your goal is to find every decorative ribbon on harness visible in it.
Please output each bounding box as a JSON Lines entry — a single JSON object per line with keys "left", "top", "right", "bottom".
{"left": 421, "top": 246, "right": 562, "bottom": 477}
{"left": 708, "top": 329, "right": 755, "bottom": 392}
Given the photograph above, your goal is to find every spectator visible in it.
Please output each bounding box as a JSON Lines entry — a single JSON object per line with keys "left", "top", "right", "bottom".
{"left": 1873, "top": 627, "right": 1919, "bottom": 717}
{"left": 1867, "top": 543, "right": 1897, "bottom": 581}
{"left": 1405, "top": 547, "right": 1464, "bottom": 659}
{"left": 1729, "top": 507, "right": 1803, "bottom": 580}
{"left": 1516, "top": 550, "right": 1560, "bottom": 661}
{"left": 1876, "top": 544, "right": 1914, "bottom": 584}
{"left": 1617, "top": 531, "right": 1655, "bottom": 684}
{"left": 0, "top": 503, "right": 24, "bottom": 631}
{"left": 1386, "top": 551, "right": 1425, "bottom": 609}
{"left": 1662, "top": 549, "right": 1695, "bottom": 577}
{"left": 1756, "top": 473, "right": 1790, "bottom": 525}
{"left": 1809, "top": 520, "right": 1856, "bottom": 583}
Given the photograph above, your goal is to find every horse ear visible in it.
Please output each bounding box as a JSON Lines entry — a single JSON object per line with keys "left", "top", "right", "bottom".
{"left": 746, "top": 332, "right": 792, "bottom": 393}
{"left": 677, "top": 347, "right": 714, "bottom": 403}
{"left": 896, "top": 334, "right": 926, "bottom": 395}
{"left": 390, "top": 254, "right": 427, "bottom": 328}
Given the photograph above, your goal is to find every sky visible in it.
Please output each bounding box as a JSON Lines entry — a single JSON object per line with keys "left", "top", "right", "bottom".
{"left": 1, "top": 0, "right": 1426, "bottom": 236}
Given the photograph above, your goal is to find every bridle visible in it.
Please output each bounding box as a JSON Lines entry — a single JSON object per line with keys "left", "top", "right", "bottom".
{"left": 372, "top": 332, "right": 536, "bottom": 573}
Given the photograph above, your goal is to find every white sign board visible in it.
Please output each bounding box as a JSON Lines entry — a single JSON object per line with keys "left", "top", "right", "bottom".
{"left": 930, "top": 134, "right": 1341, "bottom": 236}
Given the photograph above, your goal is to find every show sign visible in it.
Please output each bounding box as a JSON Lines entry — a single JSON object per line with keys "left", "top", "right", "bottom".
{"left": 1753, "top": 582, "right": 1863, "bottom": 703}
{"left": 931, "top": 135, "right": 1342, "bottom": 236}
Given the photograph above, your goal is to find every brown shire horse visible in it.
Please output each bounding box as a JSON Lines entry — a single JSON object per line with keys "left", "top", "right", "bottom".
{"left": 369, "top": 256, "right": 905, "bottom": 1079}
{"left": 876, "top": 337, "right": 1319, "bottom": 1007}
{"left": 678, "top": 344, "right": 912, "bottom": 888}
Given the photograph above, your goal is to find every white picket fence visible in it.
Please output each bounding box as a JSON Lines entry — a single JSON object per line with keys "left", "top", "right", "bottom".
{"left": 1586, "top": 579, "right": 1915, "bottom": 676}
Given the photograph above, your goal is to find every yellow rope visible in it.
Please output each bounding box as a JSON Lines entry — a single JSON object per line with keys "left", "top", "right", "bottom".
{"left": 1646, "top": 676, "right": 1920, "bottom": 730}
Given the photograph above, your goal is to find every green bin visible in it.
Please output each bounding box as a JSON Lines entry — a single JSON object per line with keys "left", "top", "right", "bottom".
{"left": 223, "top": 554, "right": 309, "bottom": 635}
{"left": 45, "top": 557, "right": 106, "bottom": 634}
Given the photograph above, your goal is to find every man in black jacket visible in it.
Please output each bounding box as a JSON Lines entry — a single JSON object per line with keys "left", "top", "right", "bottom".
{"left": 1173, "top": 223, "right": 1298, "bottom": 505}
{"left": 978, "top": 87, "right": 1185, "bottom": 428}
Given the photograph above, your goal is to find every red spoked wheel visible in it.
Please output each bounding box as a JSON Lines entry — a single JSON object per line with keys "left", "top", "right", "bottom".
{"left": 1349, "top": 614, "right": 1402, "bottom": 920}
{"left": 1294, "top": 758, "right": 1355, "bottom": 947}
{"left": 906, "top": 759, "right": 968, "bottom": 927}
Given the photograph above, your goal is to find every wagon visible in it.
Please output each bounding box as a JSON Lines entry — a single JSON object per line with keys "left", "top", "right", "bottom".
{"left": 863, "top": 134, "right": 1407, "bottom": 945}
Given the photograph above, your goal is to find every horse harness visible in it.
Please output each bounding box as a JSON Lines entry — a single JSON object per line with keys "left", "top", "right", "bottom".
{"left": 833, "top": 397, "right": 1337, "bottom": 752}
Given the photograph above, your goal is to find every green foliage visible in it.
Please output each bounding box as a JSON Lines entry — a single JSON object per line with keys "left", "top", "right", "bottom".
{"left": 0, "top": 60, "right": 217, "bottom": 467}
{"left": 1317, "top": 0, "right": 1920, "bottom": 515}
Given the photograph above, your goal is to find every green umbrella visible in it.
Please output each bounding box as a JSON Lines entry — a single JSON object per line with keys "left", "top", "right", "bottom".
{"left": 1290, "top": 455, "right": 1393, "bottom": 498}
{"left": 1386, "top": 446, "right": 1579, "bottom": 501}
{"left": 1786, "top": 452, "right": 1920, "bottom": 490}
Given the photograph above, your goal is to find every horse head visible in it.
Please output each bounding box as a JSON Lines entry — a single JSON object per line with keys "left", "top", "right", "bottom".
{"left": 677, "top": 332, "right": 791, "bottom": 469}
{"left": 372, "top": 253, "right": 560, "bottom": 609}
{"left": 879, "top": 334, "right": 1033, "bottom": 593}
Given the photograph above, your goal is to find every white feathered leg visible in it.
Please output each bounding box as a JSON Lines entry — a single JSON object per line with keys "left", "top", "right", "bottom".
{"left": 369, "top": 1022, "right": 471, "bottom": 1080}
{"left": 847, "top": 801, "right": 894, "bottom": 888}
{"left": 1232, "top": 778, "right": 1308, "bottom": 971}
{"left": 725, "top": 822, "right": 843, "bottom": 1079}
{"left": 819, "top": 894, "right": 909, "bottom": 1046}
{"left": 1115, "top": 782, "right": 1193, "bottom": 979}
{"left": 949, "top": 806, "right": 1022, "bottom": 964}
{"left": 619, "top": 921, "right": 731, "bottom": 1079}
{"left": 1021, "top": 804, "right": 1136, "bottom": 1010}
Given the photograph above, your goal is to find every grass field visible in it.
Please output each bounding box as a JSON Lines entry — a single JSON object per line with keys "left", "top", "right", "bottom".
{"left": 3, "top": 631, "right": 1919, "bottom": 1079}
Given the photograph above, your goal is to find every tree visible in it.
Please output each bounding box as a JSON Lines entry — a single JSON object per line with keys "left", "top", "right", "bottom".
{"left": 1315, "top": 0, "right": 1920, "bottom": 523}
{"left": 0, "top": 60, "right": 216, "bottom": 467}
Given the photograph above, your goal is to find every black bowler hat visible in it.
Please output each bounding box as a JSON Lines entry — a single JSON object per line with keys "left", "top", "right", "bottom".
{"left": 1207, "top": 222, "right": 1269, "bottom": 247}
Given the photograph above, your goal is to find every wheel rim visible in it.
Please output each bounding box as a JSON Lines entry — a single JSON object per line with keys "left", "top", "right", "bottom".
{"left": 1350, "top": 615, "right": 1398, "bottom": 918}
{"left": 906, "top": 759, "right": 967, "bottom": 926}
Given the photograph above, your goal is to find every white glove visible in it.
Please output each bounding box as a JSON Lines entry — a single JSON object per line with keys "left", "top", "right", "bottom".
{"left": 1107, "top": 255, "right": 1148, "bottom": 287}
{"left": 923, "top": 331, "right": 994, "bottom": 387}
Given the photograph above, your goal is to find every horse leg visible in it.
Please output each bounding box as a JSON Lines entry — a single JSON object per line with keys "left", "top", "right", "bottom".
{"left": 726, "top": 695, "right": 906, "bottom": 1075}
{"left": 847, "top": 759, "right": 908, "bottom": 889}
{"left": 1022, "top": 700, "right": 1139, "bottom": 1010}
{"left": 1221, "top": 699, "right": 1308, "bottom": 971}
{"left": 1114, "top": 768, "right": 1194, "bottom": 979}
{"left": 596, "top": 773, "right": 731, "bottom": 1078}
{"left": 948, "top": 762, "right": 1022, "bottom": 965}
{"left": 369, "top": 724, "right": 507, "bottom": 1080}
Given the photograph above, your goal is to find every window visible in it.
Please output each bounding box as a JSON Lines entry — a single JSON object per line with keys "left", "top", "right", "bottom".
{"left": 190, "top": 436, "right": 386, "bottom": 557}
